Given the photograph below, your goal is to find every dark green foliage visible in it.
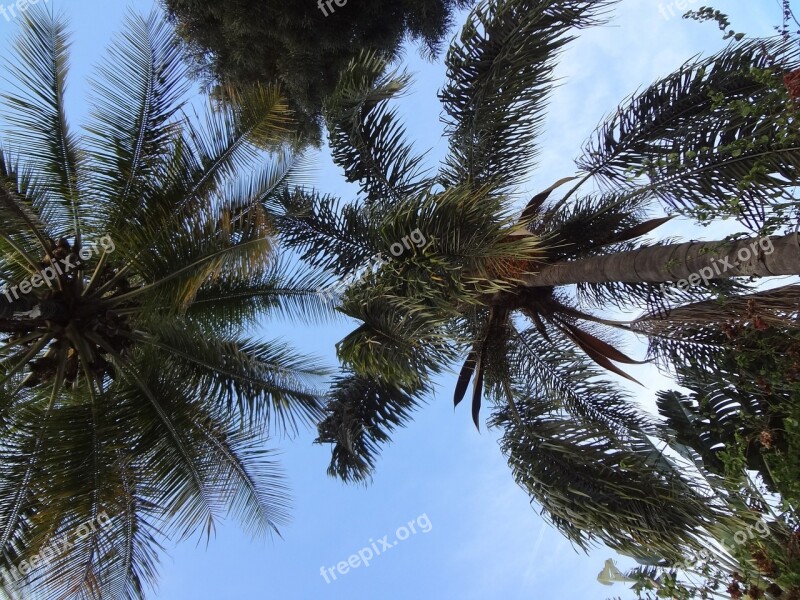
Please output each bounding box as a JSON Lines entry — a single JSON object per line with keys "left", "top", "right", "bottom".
{"left": 316, "top": 373, "right": 426, "bottom": 482}
{"left": 250, "top": 0, "right": 800, "bottom": 578}
{"left": 439, "top": 0, "right": 614, "bottom": 195}
{"left": 265, "top": 0, "right": 790, "bottom": 564}
{"left": 162, "top": 0, "right": 473, "bottom": 142}
{"left": 655, "top": 313, "right": 800, "bottom": 509}
{"left": 494, "top": 399, "right": 723, "bottom": 563}
{"left": 648, "top": 292, "right": 800, "bottom": 598}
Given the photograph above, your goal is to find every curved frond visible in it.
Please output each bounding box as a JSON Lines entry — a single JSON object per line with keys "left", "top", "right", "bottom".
{"left": 85, "top": 9, "right": 190, "bottom": 231}
{"left": 326, "top": 51, "right": 429, "bottom": 205}
{"left": 579, "top": 37, "right": 800, "bottom": 233}
{"left": 2, "top": 5, "right": 84, "bottom": 237}
{"left": 492, "top": 397, "right": 729, "bottom": 562}
{"left": 439, "top": 0, "right": 615, "bottom": 193}
{"left": 315, "top": 374, "right": 426, "bottom": 483}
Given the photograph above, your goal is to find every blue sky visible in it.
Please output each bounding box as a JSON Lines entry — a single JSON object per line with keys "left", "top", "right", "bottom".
{"left": 0, "top": 1, "right": 788, "bottom": 599}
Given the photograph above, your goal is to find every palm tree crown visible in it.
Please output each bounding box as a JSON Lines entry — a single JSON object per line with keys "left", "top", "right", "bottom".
{"left": 269, "top": 0, "right": 800, "bottom": 566}
{"left": 0, "top": 8, "right": 330, "bottom": 598}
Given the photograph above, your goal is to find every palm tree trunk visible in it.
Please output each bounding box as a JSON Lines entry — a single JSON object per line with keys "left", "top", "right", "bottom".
{"left": 524, "top": 233, "right": 800, "bottom": 287}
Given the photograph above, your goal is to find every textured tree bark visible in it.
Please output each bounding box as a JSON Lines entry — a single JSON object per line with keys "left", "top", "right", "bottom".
{"left": 523, "top": 234, "right": 800, "bottom": 287}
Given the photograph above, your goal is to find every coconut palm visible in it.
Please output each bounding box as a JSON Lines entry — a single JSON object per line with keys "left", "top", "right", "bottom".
{"left": 268, "top": 0, "right": 800, "bottom": 565}
{"left": 0, "top": 8, "right": 330, "bottom": 599}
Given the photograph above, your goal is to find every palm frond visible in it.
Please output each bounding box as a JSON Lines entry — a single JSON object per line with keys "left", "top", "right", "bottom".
{"left": 131, "top": 322, "right": 327, "bottom": 433}
{"left": 102, "top": 199, "right": 273, "bottom": 312}
{"left": 579, "top": 37, "right": 800, "bottom": 233}
{"left": 0, "top": 151, "right": 52, "bottom": 255}
{"left": 315, "top": 373, "right": 426, "bottom": 483}
{"left": 336, "top": 294, "right": 455, "bottom": 390}
{"left": 656, "top": 389, "right": 727, "bottom": 476}
{"left": 85, "top": 9, "right": 190, "bottom": 231}
{"left": 177, "top": 84, "right": 293, "bottom": 210}
{"left": 492, "top": 397, "right": 728, "bottom": 562}
{"left": 325, "top": 51, "right": 429, "bottom": 205}
{"left": 439, "top": 0, "right": 614, "bottom": 194}
{"left": 185, "top": 255, "right": 337, "bottom": 328}
{"left": 633, "top": 284, "right": 800, "bottom": 368}
{"left": 508, "top": 326, "right": 646, "bottom": 435}
{"left": 2, "top": 5, "right": 84, "bottom": 238}
{"left": 267, "top": 187, "right": 380, "bottom": 277}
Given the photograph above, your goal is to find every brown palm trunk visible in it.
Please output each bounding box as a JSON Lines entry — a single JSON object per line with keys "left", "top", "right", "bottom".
{"left": 523, "top": 234, "right": 800, "bottom": 287}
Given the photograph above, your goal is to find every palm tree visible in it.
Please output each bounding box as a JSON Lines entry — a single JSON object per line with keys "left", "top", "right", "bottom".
{"left": 0, "top": 8, "right": 330, "bottom": 598}
{"left": 268, "top": 0, "right": 800, "bottom": 566}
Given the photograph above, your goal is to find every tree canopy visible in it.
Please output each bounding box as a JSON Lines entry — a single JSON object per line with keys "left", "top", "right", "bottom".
{"left": 262, "top": 0, "right": 800, "bottom": 584}
{"left": 162, "top": 0, "right": 472, "bottom": 142}
{"left": 2, "top": 1, "right": 800, "bottom": 598}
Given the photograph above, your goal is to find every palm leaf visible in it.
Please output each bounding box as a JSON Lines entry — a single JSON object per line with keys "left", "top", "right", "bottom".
{"left": 315, "top": 373, "right": 426, "bottom": 483}
{"left": 579, "top": 37, "right": 800, "bottom": 233}
{"left": 439, "top": 0, "right": 614, "bottom": 194}
{"left": 2, "top": 6, "right": 84, "bottom": 237}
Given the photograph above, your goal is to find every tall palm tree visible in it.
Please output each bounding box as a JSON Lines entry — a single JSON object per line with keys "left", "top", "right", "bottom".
{"left": 268, "top": 0, "right": 800, "bottom": 566}
{"left": 0, "top": 8, "right": 330, "bottom": 599}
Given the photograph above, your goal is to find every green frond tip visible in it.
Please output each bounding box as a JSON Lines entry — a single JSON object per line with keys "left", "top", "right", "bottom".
{"left": 315, "top": 374, "right": 426, "bottom": 483}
